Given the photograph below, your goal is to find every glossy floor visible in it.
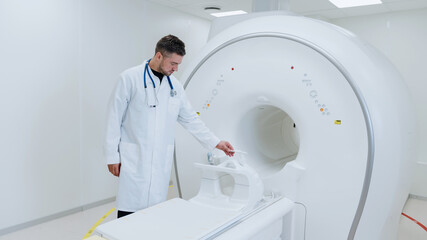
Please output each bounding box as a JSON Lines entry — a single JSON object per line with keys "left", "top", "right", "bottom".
{"left": 0, "top": 197, "right": 425, "bottom": 240}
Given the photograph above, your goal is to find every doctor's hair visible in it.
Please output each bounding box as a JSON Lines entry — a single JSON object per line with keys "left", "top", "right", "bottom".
{"left": 155, "top": 35, "right": 186, "bottom": 57}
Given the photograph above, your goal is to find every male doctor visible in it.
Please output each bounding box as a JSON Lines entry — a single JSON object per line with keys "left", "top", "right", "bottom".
{"left": 104, "top": 35, "right": 234, "bottom": 218}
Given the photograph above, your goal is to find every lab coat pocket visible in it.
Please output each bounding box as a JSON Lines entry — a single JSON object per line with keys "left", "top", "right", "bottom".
{"left": 119, "top": 142, "right": 140, "bottom": 174}
{"left": 168, "top": 98, "right": 180, "bottom": 118}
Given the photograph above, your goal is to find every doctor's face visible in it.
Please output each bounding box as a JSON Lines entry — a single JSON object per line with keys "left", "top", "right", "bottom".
{"left": 159, "top": 53, "right": 183, "bottom": 76}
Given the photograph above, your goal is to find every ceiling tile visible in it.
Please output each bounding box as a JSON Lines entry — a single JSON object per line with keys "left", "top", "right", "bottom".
{"left": 385, "top": 0, "right": 427, "bottom": 11}
{"left": 304, "top": 8, "right": 347, "bottom": 19}
{"left": 340, "top": 3, "right": 390, "bottom": 17}
{"left": 381, "top": 0, "right": 413, "bottom": 3}
{"left": 148, "top": 0, "right": 181, "bottom": 7}
{"left": 168, "top": 0, "right": 221, "bottom": 5}
{"left": 148, "top": 0, "right": 427, "bottom": 22}
{"left": 174, "top": 4, "right": 216, "bottom": 20}
{"left": 290, "top": 0, "right": 337, "bottom": 12}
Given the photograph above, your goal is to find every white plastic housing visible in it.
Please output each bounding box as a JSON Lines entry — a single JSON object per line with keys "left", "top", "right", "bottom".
{"left": 175, "top": 14, "right": 416, "bottom": 240}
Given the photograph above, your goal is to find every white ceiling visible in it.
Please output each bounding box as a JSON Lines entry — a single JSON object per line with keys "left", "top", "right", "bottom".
{"left": 148, "top": 0, "right": 427, "bottom": 20}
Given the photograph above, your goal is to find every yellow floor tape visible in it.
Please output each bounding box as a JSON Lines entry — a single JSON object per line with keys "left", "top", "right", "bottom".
{"left": 82, "top": 207, "right": 116, "bottom": 239}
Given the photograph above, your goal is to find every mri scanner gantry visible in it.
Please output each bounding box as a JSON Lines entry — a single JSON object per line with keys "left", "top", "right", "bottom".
{"left": 95, "top": 13, "right": 415, "bottom": 240}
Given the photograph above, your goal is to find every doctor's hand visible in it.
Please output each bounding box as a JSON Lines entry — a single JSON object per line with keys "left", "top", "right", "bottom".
{"left": 216, "top": 141, "right": 235, "bottom": 157}
{"left": 108, "top": 163, "right": 121, "bottom": 177}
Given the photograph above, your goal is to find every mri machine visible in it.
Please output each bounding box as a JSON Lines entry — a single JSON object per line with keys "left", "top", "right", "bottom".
{"left": 94, "top": 12, "right": 416, "bottom": 240}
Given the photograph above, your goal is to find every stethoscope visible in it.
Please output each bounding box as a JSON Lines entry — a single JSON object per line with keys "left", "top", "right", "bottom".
{"left": 144, "top": 59, "right": 177, "bottom": 107}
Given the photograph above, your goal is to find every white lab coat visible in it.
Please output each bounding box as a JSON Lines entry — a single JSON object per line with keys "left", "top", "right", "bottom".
{"left": 104, "top": 60, "right": 220, "bottom": 212}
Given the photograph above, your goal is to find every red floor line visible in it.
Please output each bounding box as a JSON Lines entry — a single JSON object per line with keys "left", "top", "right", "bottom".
{"left": 402, "top": 212, "right": 427, "bottom": 232}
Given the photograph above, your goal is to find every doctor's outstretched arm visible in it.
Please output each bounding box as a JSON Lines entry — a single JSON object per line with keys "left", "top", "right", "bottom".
{"left": 176, "top": 86, "right": 234, "bottom": 156}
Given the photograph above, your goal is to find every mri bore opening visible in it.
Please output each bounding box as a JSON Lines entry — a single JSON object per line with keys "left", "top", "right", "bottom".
{"left": 238, "top": 105, "right": 300, "bottom": 177}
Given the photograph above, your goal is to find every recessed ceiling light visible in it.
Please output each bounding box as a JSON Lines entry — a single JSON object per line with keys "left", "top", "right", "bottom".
{"left": 204, "top": 6, "right": 221, "bottom": 13}
{"left": 329, "top": 0, "right": 382, "bottom": 8}
{"left": 210, "top": 10, "right": 247, "bottom": 18}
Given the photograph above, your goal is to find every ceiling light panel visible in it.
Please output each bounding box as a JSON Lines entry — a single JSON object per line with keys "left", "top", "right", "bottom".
{"left": 210, "top": 10, "right": 247, "bottom": 17}
{"left": 329, "top": 0, "right": 382, "bottom": 8}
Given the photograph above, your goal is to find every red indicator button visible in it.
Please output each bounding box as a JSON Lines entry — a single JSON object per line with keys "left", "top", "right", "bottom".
{"left": 291, "top": 66, "right": 294, "bottom": 70}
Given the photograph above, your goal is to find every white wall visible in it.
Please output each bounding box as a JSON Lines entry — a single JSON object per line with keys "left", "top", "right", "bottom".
{"left": 0, "top": 0, "right": 210, "bottom": 233}
{"left": 330, "top": 8, "right": 427, "bottom": 197}
{"left": 0, "top": 0, "right": 81, "bottom": 231}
